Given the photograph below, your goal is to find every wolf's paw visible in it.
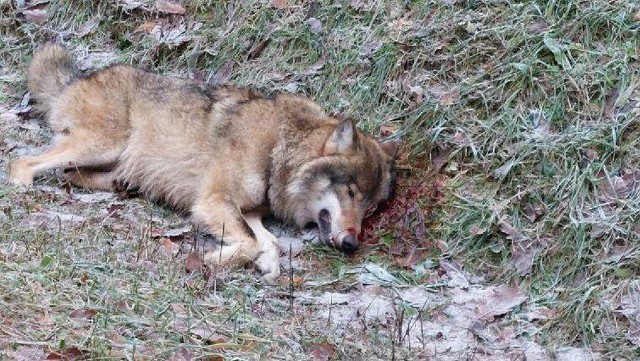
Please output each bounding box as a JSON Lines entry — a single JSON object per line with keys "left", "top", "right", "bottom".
{"left": 255, "top": 246, "right": 281, "bottom": 283}
{"left": 8, "top": 159, "right": 33, "bottom": 187}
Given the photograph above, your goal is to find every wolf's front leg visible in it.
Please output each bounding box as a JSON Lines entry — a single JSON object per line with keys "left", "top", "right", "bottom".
{"left": 192, "top": 192, "right": 279, "bottom": 281}
{"left": 244, "top": 212, "right": 281, "bottom": 281}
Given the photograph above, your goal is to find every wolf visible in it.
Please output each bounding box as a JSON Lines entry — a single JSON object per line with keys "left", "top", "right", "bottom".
{"left": 9, "top": 44, "right": 398, "bottom": 281}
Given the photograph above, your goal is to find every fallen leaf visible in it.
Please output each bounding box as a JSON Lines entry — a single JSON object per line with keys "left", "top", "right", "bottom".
{"left": 634, "top": 10, "right": 640, "bottom": 22}
{"left": 159, "top": 237, "right": 177, "bottom": 251}
{"left": 469, "top": 225, "right": 485, "bottom": 236}
{"left": 360, "top": 40, "right": 383, "bottom": 57}
{"left": 620, "top": 288, "right": 640, "bottom": 346}
{"left": 301, "top": 59, "right": 325, "bottom": 77}
{"left": 603, "top": 87, "right": 619, "bottom": 119}
{"left": 437, "top": 87, "right": 460, "bottom": 105}
{"left": 524, "top": 341, "right": 549, "bottom": 361}
{"left": 598, "top": 171, "right": 639, "bottom": 201}
{"left": 156, "top": 0, "right": 185, "bottom": 14}
{"left": 493, "top": 160, "right": 515, "bottom": 178}
{"left": 554, "top": 347, "right": 601, "bottom": 361}
{"left": 190, "top": 327, "right": 228, "bottom": 344}
{"left": 210, "top": 60, "right": 235, "bottom": 85}
{"left": 359, "top": 263, "right": 398, "bottom": 285}
{"left": 22, "top": 8, "right": 48, "bottom": 24}
{"left": 350, "top": 0, "right": 375, "bottom": 11}
{"left": 380, "top": 124, "right": 397, "bottom": 137}
{"left": 154, "top": 225, "right": 192, "bottom": 239}
{"left": 76, "top": 15, "right": 100, "bottom": 37}
{"left": 307, "top": 17, "right": 322, "bottom": 34}
{"left": 248, "top": 38, "right": 271, "bottom": 59}
{"left": 119, "top": 0, "right": 149, "bottom": 11}
{"left": 500, "top": 221, "right": 539, "bottom": 276}
{"left": 440, "top": 259, "right": 470, "bottom": 289}
{"left": 192, "top": 71, "right": 206, "bottom": 83}
{"left": 12, "top": 92, "right": 31, "bottom": 114}
{"left": 168, "top": 348, "right": 197, "bottom": 361}
{"left": 138, "top": 260, "right": 159, "bottom": 276}
{"left": 105, "top": 203, "right": 125, "bottom": 219}
{"left": 46, "top": 347, "right": 86, "bottom": 360}
{"left": 308, "top": 341, "right": 335, "bottom": 361}
{"left": 271, "top": 0, "right": 288, "bottom": 9}
{"left": 70, "top": 308, "right": 97, "bottom": 319}
{"left": 523, "top": 203, "right": 544, "bottom": 222}
{"left": 475, "top": 285, "right": 527, "bottom": 322}
{"left": 135, "top": 20, "right": 157, "bottom": 33}
{"left": 72, "top": 192, "right": 117, "bottom": 203}
{"left": 153, "top": 20, "right": 191, "bottom": 46}
{"left": 499, "top": 221, "right": 523, "bottom": 242}
{"left": 185, "top": 252, "right": 204, "bottom": 273}
{"left": 7, "top": 346, "right": 45, "bottom": 360}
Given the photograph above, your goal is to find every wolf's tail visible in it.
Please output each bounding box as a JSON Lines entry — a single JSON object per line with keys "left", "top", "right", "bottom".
{"left": 27, "top": 44, "right": 77, "bottom": 116}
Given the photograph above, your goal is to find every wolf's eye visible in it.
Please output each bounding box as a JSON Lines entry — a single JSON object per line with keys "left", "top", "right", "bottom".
{"left": 348, "top": 188, "right": 355, "bottom": 198}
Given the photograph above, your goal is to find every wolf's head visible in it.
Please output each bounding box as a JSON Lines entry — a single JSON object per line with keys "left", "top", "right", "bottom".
{"left": 284, "top": 118, "right": 398, "bottom": 253}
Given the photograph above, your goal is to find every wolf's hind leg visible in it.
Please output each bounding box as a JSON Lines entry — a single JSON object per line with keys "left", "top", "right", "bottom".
{"left": 193, "top": 193, "right": 262, "bottom": 271}
{"left": 64, "top": 169, "right": 116, "bottom": 191}
{"left": 9, "top": 135, "right": 122, "bottom": 186}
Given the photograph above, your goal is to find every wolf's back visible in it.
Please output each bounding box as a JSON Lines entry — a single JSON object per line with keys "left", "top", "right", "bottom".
{"left": 28, "top": 44, "right": 77, "bottom": 116}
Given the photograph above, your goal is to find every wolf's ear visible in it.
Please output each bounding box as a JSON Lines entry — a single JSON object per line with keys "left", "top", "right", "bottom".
{"left": 324, "top": 118, "right": 359, "bottom": 155}
{"left": 380, "top": 140, "right": 400, "bottom": 159}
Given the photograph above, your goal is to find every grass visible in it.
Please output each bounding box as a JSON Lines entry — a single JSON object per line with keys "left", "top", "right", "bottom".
{"left": 1, "top": 0, "right": 639, "bottom": 359}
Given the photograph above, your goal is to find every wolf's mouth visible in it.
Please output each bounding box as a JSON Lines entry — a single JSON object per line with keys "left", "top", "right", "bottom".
{"left": 317, "top": 209, "right": 332, "bottom": 244}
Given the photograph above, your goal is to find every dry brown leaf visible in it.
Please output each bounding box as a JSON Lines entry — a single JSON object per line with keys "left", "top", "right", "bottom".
{"left": 159, "top": 237, "right": 177, "bottom": 251}
{"left": 185, "top": 252, "right": 204, "bottom": 273}
{"left": 603, "top": 87, "right": 619, "bottom": 119}
{"left": 248, "top": 38, "right": 271, "bottom": 59}
{"left": 475, "top": 285, "right": 527, "bottom": 322}
{"left": 46, "top": 347, "right": 86, "bottom": 360}
{"left": 360, "top": 40, "right": 383, "bottom": 57}
{"left": 527, "top": 20, "right": 549, "bottom": 34}
{"left": 523, "top": 203, "right": 544, "bottom": 223}
{"left": 598, "top": 171, "right": 639, "bottom": 201}
{"left": 469, "top": 225, "right": 485, "bottom": 236}
{"left": 7, "top": 346, "right": 45, "bottom": 360}
{"left": 167, "top": 348, "right": 197, "bottom": 361}
{"left": 301, "top": 59, "right": 325, "bottom": 77}
{"left": 500, "top": 221, "right": 539, "bottom": 276}
{"left": 499, "top": 221, "right": 523, "bottom": 242}
{"left": 70, "top": 308, "right": 98, "bottom": 319}
{"left": 437, "top": 87, "right": 460, "bottom": 105}
{"left": 271, "top": 0, "right": 288, "bottom": 9}
{"left": 76, "top": 15, "right": 100, "bottom": 37}
{"left": 190, "top": 327, "right": 228, "bottom": 344}
{"left": 308, "top": 341, "right": 336, "bottom": 361}
{"left": 634, "top": 10, "right": 640, "bottom": 22}
{"left": 380, "top": 124, "right": 397, "bottom": 137}
{"left": 156, "top": 0, "right": 185, "bottom": 14}
{"left": 135, "top": 20, "right": 157, "bottom": 33}
{"left": 150, "top": 20, "right": 190, "bottom": 46}
{"left": 23, "top": 8, "right": 48, "bottom": 24}
{"left": 620, "top": 289, "right": 640, "bottom": 347}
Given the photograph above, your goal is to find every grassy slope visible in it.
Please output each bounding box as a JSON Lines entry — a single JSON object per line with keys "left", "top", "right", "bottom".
{"left": 1, "top": 0, "right": 639, "bottom": 359}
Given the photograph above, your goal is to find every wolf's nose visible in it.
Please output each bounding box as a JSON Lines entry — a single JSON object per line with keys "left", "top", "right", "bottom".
{"left": 341, "top": 234, "right": 359, "bottom": 253}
